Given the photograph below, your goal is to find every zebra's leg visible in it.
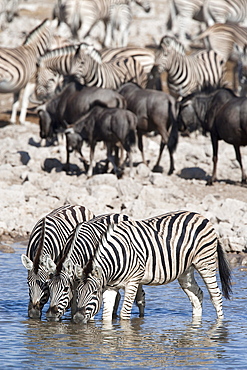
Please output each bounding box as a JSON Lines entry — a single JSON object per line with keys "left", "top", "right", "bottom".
{"left": 178, "top": 266, "right": 203, "bottom": 318}
{"left": 196, "top": 264, "right": 224, "bottom": 319}
{"left": 102, "top": 288, "right": 119, "bottom": 321}
{"left": 120, "top": 281, "right": 139, "bottom": 320}
{"left": 135, "top": 284, "right": 145, "bottom": 317}
{"left": 19, "top": 82, "right": 35, "bottom": 124}
{"left": 10, "top": 91, "right": 20, "bottom": 124}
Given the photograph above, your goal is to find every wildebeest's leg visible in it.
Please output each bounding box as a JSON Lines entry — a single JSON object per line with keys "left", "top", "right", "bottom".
{"left": 178, "top": 266, "right": 203, "bottom": 318}
{"left": 153, "top": 139, "right": 165, "bottom": 170}
{"left": 87, "top": 142, "right": 96, "bottom": 178}
{"left": 234, "top": 145, "right": 246, "bottom": 183}
{"left": 208, "top": 133, "right": 219, "bottom": 185}
{"left": 106, "top": 143, "right": 121, "bottom": 177}
{"left": 137, "top": 131, "right": 147, "bottom": 165}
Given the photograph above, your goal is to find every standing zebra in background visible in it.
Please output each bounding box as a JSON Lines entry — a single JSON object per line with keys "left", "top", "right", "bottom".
{"left": 42, "top": 213, "right": 145, "bottom": 322}
{"left": 203, "top": 0, "right": 247, "bottom": 27}
{"left": 154, "top": 35, "right": 226, "bottom": 98}
{"left": 35, "top": 43, "right": 148, "bottom": 101}
{"left": 167, "top": 0, "right": 204, "bottom": 48}
{"left": 73, "top": 210, "right": 232, "bottom": 323}
{"left": 21, "top": 204, "right": 95, "bottom": 319}
{"left": 52, "top": 0, "right": 150, "bottom": 46}
{"left": 0, "top": 19, "right": 52, "bottom": 124}
{"left": 193, "top": 23, "right": 247, "bottom": 92}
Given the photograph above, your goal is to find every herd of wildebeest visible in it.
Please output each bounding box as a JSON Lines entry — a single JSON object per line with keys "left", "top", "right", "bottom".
{"left": 1, "top": 0, "right": 247, "bottom": 185}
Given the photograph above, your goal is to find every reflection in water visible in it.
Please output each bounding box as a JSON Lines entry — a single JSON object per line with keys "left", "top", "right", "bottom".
{"left": 22, "top": 315, "right": 230, "bottom": 369}
{"left": 1, "top": 244, "right": 247, "bottom": 369}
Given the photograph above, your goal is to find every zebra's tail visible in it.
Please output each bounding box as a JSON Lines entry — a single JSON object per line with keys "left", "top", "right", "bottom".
{"left": 217, "top": 241, "right": 232, "bottom": 300}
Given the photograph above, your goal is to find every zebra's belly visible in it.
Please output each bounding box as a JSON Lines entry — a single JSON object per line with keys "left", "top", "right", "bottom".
{"left": 0, "top": 80, "right": 21, "bottom": 93}
{"left": 141, "top": 271, "right": 174, "bottom": 286}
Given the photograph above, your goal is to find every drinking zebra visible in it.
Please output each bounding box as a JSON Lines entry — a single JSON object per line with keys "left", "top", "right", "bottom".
{"left": 73, "top": 210, "right": 232, "bottom": 323}
{"left": 35, "top": 43, "right": 148, "bottom": 101}
{"left": 21, "top": 204, "right": 95, "bottom": 319}
{"left": 42, "top": 213, "right": 145, "bottom": 322}
{"left": 154, "top": 35, "right": 226, "bottom": 98}
{"left": 52, "top": 0, "right": 150, "bottom": 46}
{"left": 0, "top": 19, "right": 53, "bottom": 124}
{"left": 203, "top": 0, "right": 247, "bottom": 27}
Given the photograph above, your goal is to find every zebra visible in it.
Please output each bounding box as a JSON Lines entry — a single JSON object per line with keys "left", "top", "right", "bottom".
{"left": 0, "top": 18, "right": 52, "bottom": 124}
{"left": 42, "top": 213, "right": 145, "bottom": 322}
{"left": 21, "top": 204, "right": 95, "bottom": 319}
{"left": 203, "top": 0, "right": 247, "bottom": 27}
{"left": 167, "top": 0, "right": 205, "bottom": 48}
{"left": 73, "top": 210, "right": 232, "bottom": 323}
{"left": 154, "top": 35, "right": 226, "bottom": 98}
{"left": 52, "top": 0, "right": 150, "bottom": 46}
{"left": 35, "top": 43, "right": 148, "bottom": 101}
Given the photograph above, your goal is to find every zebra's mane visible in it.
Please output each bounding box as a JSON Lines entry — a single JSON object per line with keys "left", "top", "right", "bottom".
{"left": 77, "top": 43, "right": 103, "bottom": 65}
{"left": 38, "top": 44, "right": 78, "bottom": 64}
{"left": 23, "top": 18, "right": 50, "bottom": 46}
{"left": 160, "top": 35, "right": 185, "bottom": 55}
{"left": 33, "top": 217, "right": 46, "bottom": 274}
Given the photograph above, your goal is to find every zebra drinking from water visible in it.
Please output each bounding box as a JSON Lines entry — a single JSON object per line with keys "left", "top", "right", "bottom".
{"left": 35, "top": 43, "right": 148, "bottom": 101}
{"left": 73, "top": 210, "right": 232, "bottom": 323}
{"left": 0, "top": 19, "right": 53, "bottom": 124}
{"left": 21, "top": 204, "right": 94, "bottom": 319}
{"left": 154, "top": 35, "right": 226, "bottom": 98}
{"left": 42, "top": 213, "right": 145, "bottom": 322}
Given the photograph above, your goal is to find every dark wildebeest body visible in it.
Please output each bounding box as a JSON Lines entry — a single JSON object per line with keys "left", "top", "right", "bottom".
{"left": 38, "top": 81, "right": 126, "bottom": 141}
{"left": 118, "top": 82, "right": 178, "bottom": 174}
{"left": 66, "top": 105, "right": 137, "bottom": 178}
{"left": 178, "top": 88, "right": 247, "bottom": 184}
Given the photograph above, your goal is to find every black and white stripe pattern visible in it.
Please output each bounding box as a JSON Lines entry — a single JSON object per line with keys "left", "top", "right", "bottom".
{"left": 44, "top": 213, "right": 145, "bottom": 321}
{"left": 35, "top": 43, "right": 148, "bottom": 101}
{"left": 155, "top": 35, "right": 226, "bottom": 97}
{"left": 53, "top": 0, "right": 150, "bottom": 46}
{"left": 0, "top": 19, "right": 52, "bottom": 124}
{"left": 203, "top": 0, "right": 247, "bottom": 27}
{"left": 74, "top": 210, "right": 232, "bottom": 323}
{"left": 21, "top": 204, "right": 95, "bottom": 319}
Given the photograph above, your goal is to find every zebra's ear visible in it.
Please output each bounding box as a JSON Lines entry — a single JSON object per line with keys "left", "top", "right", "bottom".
{"left": 63, "top": 259, "right": 74, "bottom": 276}
{"left": 44, "top": 257, "right": 56, "bottom": 273}
{"left": 21, "top": 255, "right": 33, "bottom": 270}
{"left": 91, "top": 265, "right": 102, "bottom": 279}
{"left": 74, "top": 264, "right": 83, "bottom": 279}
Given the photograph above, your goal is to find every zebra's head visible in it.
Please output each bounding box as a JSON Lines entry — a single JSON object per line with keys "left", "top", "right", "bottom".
{"left": 35, "top": 64, "right": 60, "bottom": 102}
{"left": 155, "top": 35, "right": 185, "bottom": 73}
{"left": 45, "top": 257, "right": 78, "bottom": 322}
{"left": 21, "top": 254, "right": 50, "bottom": 319}
{"left": 73, "top": 263, "right": 104, "bottom": 324}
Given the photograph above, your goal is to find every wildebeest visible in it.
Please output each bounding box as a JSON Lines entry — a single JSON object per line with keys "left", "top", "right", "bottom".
{"left": 118, "top": 82, "right": 178, "bottom": 174}
{"left": 177, "top": 87, "right": 247, "bottom": 184}
{"left": 65, "top": 104, "right": 138, "bottom": 178}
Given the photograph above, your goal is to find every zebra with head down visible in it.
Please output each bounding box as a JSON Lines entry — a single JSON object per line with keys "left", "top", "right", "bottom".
{"left": 21, "top": 204, "right": 95, "bottom": 319}
{"left": 43, "top": 213, "right": 146, "bottom": 322}
{"left": 73, "top": 210, "right": 232, "bottom": 323}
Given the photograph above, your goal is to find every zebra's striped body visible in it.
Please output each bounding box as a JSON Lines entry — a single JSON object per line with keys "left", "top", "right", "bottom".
{"left": 74, "top": 211, "right": 232, "bottom": 323}
{"left": 0, "top": 19, "right": 52, "bottom": 123}
{"left": 44, "top": 213, "right": 145, "bottom": 322}
{"left": 53, "top": 0, "right": 150, "bottom": 46}
{"left": 195, "top": 23, "right": 247, "bottom": 62}
{"left": 35, "top": 44, "right": 148, "bottom": 101}
{"left": 21, "top": 204, "right": 94, "bottom": 319}
{"left": 203, "top": 0, "right": 247, "bottom": 26}
{"left": 155, "top": 35, "right": 226, "bottom": 98}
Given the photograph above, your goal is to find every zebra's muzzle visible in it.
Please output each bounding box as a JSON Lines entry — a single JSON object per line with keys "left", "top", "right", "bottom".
{"left": 46, "top": 306, "right": 61, "bottom": 322}
{"left": 72, "top": 307, "right": 88, "bottom": 324}
{"left": 28, "top": 301, "right": 42, "bottom": 319}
